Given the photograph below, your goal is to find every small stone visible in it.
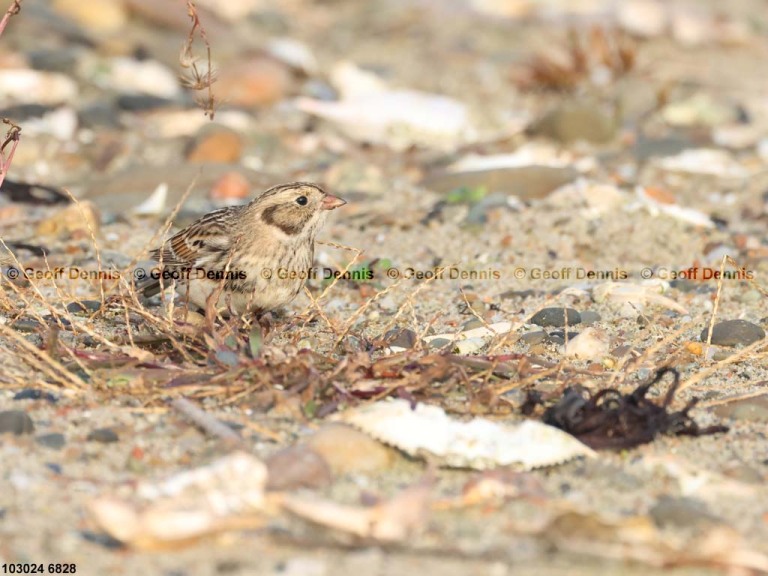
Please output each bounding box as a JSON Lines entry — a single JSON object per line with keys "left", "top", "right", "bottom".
{"left": 530, "top": 307, "right": 581, "bottom": 328}
{"left": 712, "top": 395, "right": 768, "bottom": 422}
{"left": 564, "top": 327, "right": 609, "bottom": 360}
{"left": 265, "top": 445, "right": 332, "bottom": 491}
{"left": 216, "top": 57, "right": 294, "bottom": 107}
{"left": 116, "top": 94, "right": 176, "bottom": 111}
{"left": 383, "top": 328, "right": 418, "bottom": 350}
{"left": 187, "top": 127, "right": 244, "bottom": 164}
{"left": 649, "top": 496, "right": 719, "bottom": 529}
{"left": 305, "top": 424, "right": 396, "bottom": 475}
{"left": 529, "top": 101, "right": 616, "bottom": 144}
{"left": 36, "top": 432, "right": 66, "bottom": 450}
{"left": 210, "top": 171, "right": 251, "bottom": 201}
{"left": 453, "top": 337, "right": 486, "bottom": 355}
{"left": 36, "top": 201, "right": 101, "bottom": 239}
{"left": 0, "top": 410, "right": 35, "bottom": 435}
{"left": 87, "top": 427, "right": 119, "bottom": 443}
{"left": 520, "top": 330, "right": 548, "bottom": 346}
{"left": 13, "top": 389, "right": 58, "bottom": 403}
{"left": 66, "top": 300, "right": 102, "bottom": 314}
{"left": 428, "top": 337, "right": 452, "bottom": 349}
{"left": 579, "top": 310, "right": 601, "bottom": 325}
{"left": 53, "top": 0, "right": 128, "bottom": 33}
{"left": 700, "top": 320, "right": 765, "bottom": 347}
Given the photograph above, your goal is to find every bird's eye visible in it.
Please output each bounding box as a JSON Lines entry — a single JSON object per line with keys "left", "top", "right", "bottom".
{"left": 296, "top": 196, "right": 308, "bottom": 206}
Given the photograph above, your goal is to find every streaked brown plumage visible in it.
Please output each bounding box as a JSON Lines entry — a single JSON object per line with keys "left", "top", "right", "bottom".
{"left": 140, "top": 182, "right": 345, "bottom": 314}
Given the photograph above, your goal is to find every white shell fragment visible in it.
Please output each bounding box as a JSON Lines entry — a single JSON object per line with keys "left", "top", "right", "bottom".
{"left": 295, "top": 90, "right": 474, "bottom": 151}
{"left": 89, "top": 452, "right": 269, "bottom": 548}
{"left": 131, "top": 183, "right": 167, "bottom": 216}
{"left": 592, "top": 281, "right": 688, "bottom": 315}
{"left": 654, "top": 148, "right": 749, "bottom": 180}
{"left": 634, "top": 186, "right": 715, "bottom": 228}
{"left": 336, "top": 399, "right": 595, "bottom": 470}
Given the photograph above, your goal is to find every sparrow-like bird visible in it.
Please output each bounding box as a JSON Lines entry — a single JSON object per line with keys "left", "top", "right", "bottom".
{"left": 139, "top": 182, "right": 346, "bottom": 315}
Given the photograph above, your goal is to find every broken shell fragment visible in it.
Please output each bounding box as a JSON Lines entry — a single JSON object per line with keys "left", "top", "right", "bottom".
{"left": 335, "top": 399, "right": 595, "bottom": 470}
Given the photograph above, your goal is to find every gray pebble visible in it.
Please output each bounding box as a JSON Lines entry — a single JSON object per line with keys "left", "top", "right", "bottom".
{"left": 520, "top": 331, "right": 548, "bottom": 346}
{"left": 530, "top": 307, "right": 581, "bottom": 327}
{"left": 649, "top": 496, "right": 720, "bottom": 529}
{"left": 700, "top": 319, "right": 765, "bottom": 347}
{"left": 383, "top": 328, "right": 418, "bottom": 349}
{"left": 66, "top": 300, "right": 102, "bottom": 314}
{"left": 87, "top": 428, "right": 119, "bottom": 444}
{"left": 579, "top": 310, "right": 601, "bottom": 325}
{"left": 0, "top": 410, "right": 35, "bottom": 435}
{"left": 36, "top": 432, "right": 66, "bottom": 450}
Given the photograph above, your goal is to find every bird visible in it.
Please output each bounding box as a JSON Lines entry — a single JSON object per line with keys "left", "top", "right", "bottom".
{"left": 138, "top": 182, "right": 346, "bottom": 315}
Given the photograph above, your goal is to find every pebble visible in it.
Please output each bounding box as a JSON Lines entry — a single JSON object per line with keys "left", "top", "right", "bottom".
{"left": 700, "top": 320, "right": 765, "bottom": 347}
{"left": 649, "top": 496, "right": 720, "bottom": 529}
{"left": 36, "top": 433, "right": 66, "bottom": 450}
{"left": 36, "top": 201, "right": 101, "bottom": 239}
{"left": 265, "top": 444, "right": 332, "bottom": 490}
{"left": 530, "top": 307, "right": 581, "bottom": 327}
{"left": 87, "top": 427, "right": 119, "bottom": 443}
{"left": 13, "top": 389, "right": 58, "bottom": 403}
{"left": 529, "top": 101, "right": 616, "bottom": 144}
{"left": 424, "top": 166, "right": 577, "bottom": 200}
{"left": 53, "top": 0, "right": 128, "bottom": 33}
{"left": 564, "top": 327, "right": 609, "bottom": 360}
{"left": 216, "top": 57, "right": 295, "bottom": 107}
{"left": 210, "top": 171, "right": 251, "bottom": 200}
{"left": 0, "top": 70, "right": 78, "bottom": 106}
{"left": 116, "top": 94, "right": 176, "bottom": 111}
{"left": 0, "top": 410, "right": 35, "bottom": 435}
{"left": 383, "top": 328, "right": 418, "bottom": 349}
{"left": 712, "top": 395, "right": 768, "bottom": 422}
{"left": 520, "top": 330, "right": 548, "bottom": 346}
{"left": 578, "top": 310, "right": 601, "bottom": 325}
{"left": 454, "top": 337, "right": 487, "bottom": 355}
{"left": 186, "top": 127, "right": 244, "bottom": 164}
{"left": 305, "top": 424, "right": 396, "bottom": 475}
{"left": 66, "top": 300, "right": 102, "bottom": 314}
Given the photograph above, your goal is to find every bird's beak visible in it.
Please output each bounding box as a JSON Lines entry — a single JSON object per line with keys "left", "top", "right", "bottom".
{"left": 321, "top": 194, "right": 347, "bottom": 210}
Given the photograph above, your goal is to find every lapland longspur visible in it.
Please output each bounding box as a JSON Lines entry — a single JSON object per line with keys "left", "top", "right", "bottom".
{"left": 139, "top": 182, "right": 346, "bottom": 315}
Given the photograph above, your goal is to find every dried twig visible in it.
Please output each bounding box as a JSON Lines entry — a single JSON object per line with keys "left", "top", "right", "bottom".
{"left": 0, "top": 118, "right": 21, "bottom": 189}
{"left": 0, "top": 0, "right": 21, "bottom": 39}
{"left": 181, "top": 1, "right": 217, "bottom": 119}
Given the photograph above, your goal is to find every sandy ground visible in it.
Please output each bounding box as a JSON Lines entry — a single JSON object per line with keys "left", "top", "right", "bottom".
{"left": 1, "top": 0, "right": 768, "bottom": 574}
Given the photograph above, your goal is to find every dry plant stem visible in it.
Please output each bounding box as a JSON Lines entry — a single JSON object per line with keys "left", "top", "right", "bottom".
{"left": 0, "top": 322, "right": 85, "bottom": 390}
{"left": 168, "top": 396, "right": 243, "bottom": 446}
{"left": 677, "top": 339, "right": 768, "bottom": 399}
{"left": 702, "top": 255, "right": 728, "bottom": 357}
{"left": 0, "top": 118, "right": 21, "bottom": 191}
{"left": 0, "top": 0, "right": 21, "bottom": 38}
{"left": 182, "top": 1, "right": 216, "bottom": 119}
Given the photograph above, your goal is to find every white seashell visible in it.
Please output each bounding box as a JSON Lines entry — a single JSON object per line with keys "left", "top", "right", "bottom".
{"left": 654, "top": 148, "right": 749, "bottom": 180}
{"left": 295, "top": 90, "right": 473, "bottom": 151}
{"left": 90, "top": 452, "right": 268, "bottom": 547}
{"left": 336, "top": 399, "right": 595, "bottom": 470}
{"left": 592, "top": 281, "right": 688, "bottom": 315}
{"left": 131, "top": 183, "right": 167, "bottom": 216}
{"left": 564, "top": 327, "right": 609, "bottom": 360}
{"left": 267, "top": 38, "right": 318, "bottom": 74}
{"left": 634, "top": 185, "right": 715, "bottom": 228}
{"left": 424, "top": 321, "right": 512, "bottom": 345}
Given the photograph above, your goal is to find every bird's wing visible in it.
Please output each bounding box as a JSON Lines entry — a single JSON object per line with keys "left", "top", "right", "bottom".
{"left": 150, "top": 206, "right": 240, "bottom": 267}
